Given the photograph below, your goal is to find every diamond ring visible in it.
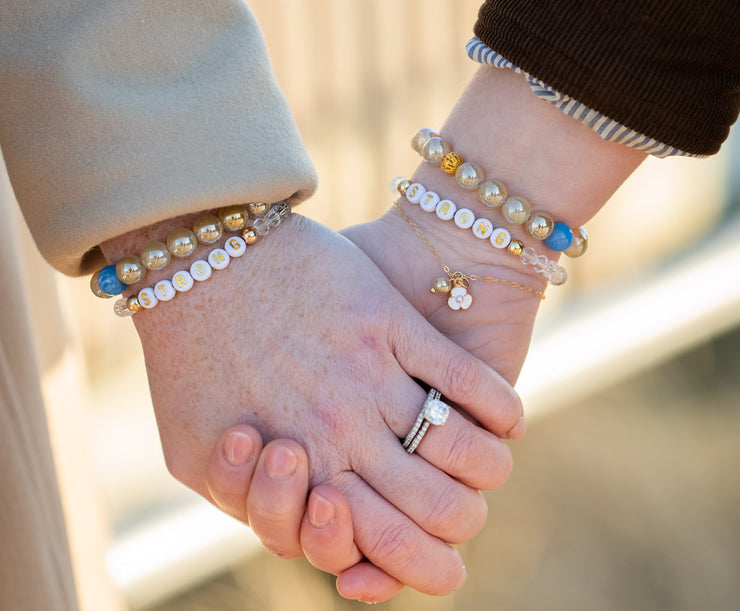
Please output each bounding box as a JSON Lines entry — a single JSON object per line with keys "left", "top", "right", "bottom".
{"left": 402, "top": 388, "right": 451, "bottom": 454}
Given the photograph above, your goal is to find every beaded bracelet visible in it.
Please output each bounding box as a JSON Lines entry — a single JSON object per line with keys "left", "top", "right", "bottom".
{"left": 392, "top": 177, "right": 567, "bottom": 286}
{"left": 410, "top": 128, "right": 588, "bottom": 258}
{"left": 91, "top": 201, "right": 278, "bottom": 299}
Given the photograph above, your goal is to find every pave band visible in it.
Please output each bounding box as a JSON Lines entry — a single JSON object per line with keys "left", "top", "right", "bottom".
{"left": 402, "top": 388, "right": 451, "bottom": 454}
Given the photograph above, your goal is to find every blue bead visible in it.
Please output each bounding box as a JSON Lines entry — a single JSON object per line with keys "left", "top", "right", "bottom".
{"left": 97, "top": 264, "right": 127, "bottom": 296}
{"left": 544, "top": 222, "right": 574, "bottom": 252}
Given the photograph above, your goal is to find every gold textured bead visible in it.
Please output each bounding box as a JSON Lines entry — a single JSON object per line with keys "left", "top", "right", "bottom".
{"left": 247, "top": 202, "right": 269, "bottom": 217}
{"left": 242, "top": 227, "right": 259, "bottom": 245}
{"left": 421, "top": 137, "right": 451, "bottom": 164}
{"left": 411, "top": 128, "right": 438, "bottom": 153}
{"left": 502, "top": 196, "right": 532, "bottom": 225}
{"left": 140, "top": 240, "right": 171, "bottom": 271}
{"left": 440, "top": 152, "right": 464, "bottom": 175}
{"left": 479, "top": 179, "right": 508, "bottom": 208}
{"left": 115, "top": 255, "right": 145, "bottom": 285}
{"left": 126, "top": 295, "right": 142, "bottom": 313}
{"left": 455, "top": 161, "right": 485, "bottom": 190}
{"left": 526, "top": 210, "right": 555, "bottom": 240}
{"left": 193, "top": 214, "right": 224, "bottom": 244}
{"left": 90, "top": 270, "right": 113, "bottom": 299}
{"left": 564, "top": 226, "right": 588, "bottom": 258}
{"left": 218, "top": 205, "right": 248, "bottom": 231}
{"left": 167, "top": 227, "right": 198, "bottom": 257}
{"left": 397, "top": 178, "right": 411, "bottom": 195}
{"left": 430, "top": 276, "right": 452, "bottom": 295}
{"left": 508, "top": 240, "right": 524, "bottom": 257}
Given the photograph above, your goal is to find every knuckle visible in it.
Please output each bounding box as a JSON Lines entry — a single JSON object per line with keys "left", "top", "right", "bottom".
{"left": 441, "top": 352, "right": 481, "bottom": 403}
{"left": 425, "top": 489, "right": 487, "bottom": 543}
{"left": 367, "top": 521, "right": 423, "bottom": 568}
{"left": 442, "top": 425, "right": 478, "bottom": 475}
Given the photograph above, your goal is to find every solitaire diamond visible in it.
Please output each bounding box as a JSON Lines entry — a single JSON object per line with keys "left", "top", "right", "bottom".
{"left": 425, "top": 399, "right": 450, "bottom": 426}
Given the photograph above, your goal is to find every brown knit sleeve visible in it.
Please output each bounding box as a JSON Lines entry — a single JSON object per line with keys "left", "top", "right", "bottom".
{"left": 474, "top": 0, "right": 740, "bottom": 155}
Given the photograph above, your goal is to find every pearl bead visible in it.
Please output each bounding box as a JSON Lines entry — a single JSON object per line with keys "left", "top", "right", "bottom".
{"left": 440, "top": 152, "right": 464, "bottom": 175}
{"left": 94, "top": 264, "right": 127, "bottom": 296}
{"left": 544, "top": 222, "right": 574, "bottom": 252}
{"left": 430, "top": 276, "right": 452, "bottom": 295}
{"left": 490, "top": 227, "right": 512, "bottom": 249}
{"left": 455, "top": 161, "right": 485, "bottom": 190}
{"left": 526, "top": 211, "right": 555, "bottom": 240}
{"left": 190, "top": 259, "right": 212, "bottom": 282}
{"left": 154, "top": 279, "right": 176, "bottom": 301}
{"left": 137, "top": 287, "right": 159, "bottom": 309}
{"left": 193, "top": 214, "right": 224, "bottom": 245}
{"left": 405, "top": 183, "right": 426, "bottom": 204}
{"left": 472, "top": 217, "right": 494, "bottom": 239}
{"left": 242, "top": 227, "right": 259, "bottom": 245}
{"left": 479, "top": 180, "right": 508, "bottom": 208}
{"left": 502, "top": 196, "right": 532, "bottom": 225}
{"left": 411, "top": 128, "right": 438, "bottom": 153}
{"left": 140, "top": 240, "right": 171, "bottom": 271}
{"left": 172, "top": 270, "right": 194, "bottom": 292}
{"left": 419, "top": 190, "right": 440, "bottom": 212}
{"left": 115, "top": 255, "right": 145, "bottom": 285}
{"left": 435, "top": 199, "right": 456, "bottom": 221}
{"left": 421, "top": 137, "right": 451, "bottom": 164}
{"left": 564, "top": 226, "right": 589, "bottom": 258}
{"left": 248, "top": 202, "right": 269, "bottom": 217}
{"left": 218, "top": 205, "right": 248, "bottom": 231}
{"left": 508, "top": 239, "right": 524, "bottom": 257}
{"left": 126, "top": 295, "right": 142, "bottom": 313}
{"left": 167, "top": 228, "right": 198, "bottom": 257}
{"left": 454, "top": 208, "right": 475, "bottom": 229}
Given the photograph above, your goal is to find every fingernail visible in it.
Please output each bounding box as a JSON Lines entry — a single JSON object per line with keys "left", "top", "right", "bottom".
{"left": 308, "top": 491, "right": 336, "bottom": 528}
{"left": 223, "top": 431, "right": 255, "bottom": 466}
{"left": 265, "top": 445, "right": 298, "bottom": 480}
{"left": 506, "top": 417, "right": 527, "bottom": 440}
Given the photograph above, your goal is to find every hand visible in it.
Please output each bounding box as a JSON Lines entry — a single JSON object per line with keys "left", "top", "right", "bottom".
{"left": 103, "top": 213, "right": 523, "bottom": 598}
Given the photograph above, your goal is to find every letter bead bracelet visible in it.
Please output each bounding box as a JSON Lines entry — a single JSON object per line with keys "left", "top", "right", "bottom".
{"left": 411, "top": 128, "right": 588, "bottom": 258}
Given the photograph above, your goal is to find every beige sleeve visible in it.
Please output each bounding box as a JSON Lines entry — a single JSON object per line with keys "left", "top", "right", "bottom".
{"left": 0, "top": 0, "right": 317, "bottom": 276}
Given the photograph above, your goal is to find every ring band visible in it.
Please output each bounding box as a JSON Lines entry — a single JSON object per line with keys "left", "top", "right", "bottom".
{"left": 402, "top": 388, "right": 451, "bottom": 454}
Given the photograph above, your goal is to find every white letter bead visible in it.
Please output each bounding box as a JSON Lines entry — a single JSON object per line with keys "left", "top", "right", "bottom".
{"left": 405, "top": 183, "right": 426, "bottom": 204}
{"left": 472, "top": 217, "right": 494, "bottom": 239}
{"left": 137, "top": 287, "right": 159, "bottom": 309}
{"left": 454, "top": 208, "right": 475, "bottom": 229}
{"left": 491, "top": 227, "right": 512, "bottom": 249}
{"left": 208, "top": 248, "right": 231, "bottom": 270}
{"left": 172, "top": 270, "right": 194, "bottom": 292}
{"left": 224, "top": 236, "right": 247, "bottom": 257}
{"left": 435, "top": 199, "right": 456, "bottom": 220}
{"left": 154, "top": 279, "right": 176, "bottom": 302}
{"left": 190, "top": 260, "right": 212, "bottom": 282}
{"left": 419, "top": 190, "right": 440, "bottom": 212}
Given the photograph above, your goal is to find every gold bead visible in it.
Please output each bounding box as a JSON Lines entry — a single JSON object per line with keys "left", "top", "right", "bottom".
{"left": 115, "top": 255, "right": 145, "bottom": 285}
{"left": 526, "top": 211, "right": 555, "bottom": 240}
{"left": 564, "top": 226, "right": 588, "bottom": 258}
{"left": 126, "top": 295, "right": 142, "bottom": 313}
{"left": 218, "top": 205, "right": 248, "bottom": 231}
{"left": 140, "top": 240, "right": 171, "bottom": 271}
{"left": 193, "top": 214, "right": 224, "bottom": 244}
{"left": 479, "top": 179, "right": 508, "bottom": 208}
{"left": 411, "top": 128, "right": 438, "bottom": 153}
{"left": 166, "top": 227, "right": 198, "bottom": 257}
{"left": 421, "top": 137, "right": 451, "bottom": 164}
{"left": 508, "top": 240, "right": 524, "bottom": 257}
{"left": 397, "top": 178, "right": 411, "bottom": 195}
{"left": 242, "top": 227, "right": 259, "bottom": 245}
{"left": 455, "top": 161, "right": 485, "bottom": 190}
{"left": 502, "top": 196, "right": 532, "bottom": 225}
{"left": 430, "top": 276, "right": 452, "bottom": 295}
{"left": 247, "top": 202, "right": 269, "bottom": 218}
{"left": 440, "top": 152, "right": 464, "bottom": 175}
{"left": 90, "top": 270, "right": 113, "bottom": 299}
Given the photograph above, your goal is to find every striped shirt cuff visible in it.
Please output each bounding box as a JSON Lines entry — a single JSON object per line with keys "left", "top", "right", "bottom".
{"left": 466, "top": 37, "right": 696, "bottom": 158}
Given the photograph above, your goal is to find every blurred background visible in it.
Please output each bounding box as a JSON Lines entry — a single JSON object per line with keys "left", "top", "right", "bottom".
{"left": 13, "top": 0, "right": 739, "bottom": 609}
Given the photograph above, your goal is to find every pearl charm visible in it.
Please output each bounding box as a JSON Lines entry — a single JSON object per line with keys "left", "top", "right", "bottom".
{"left": 430, "top": 276, "right": 452, "bottom": 295}
{"left": 140, "top": 241, "right": 171, "bottom": 271}
{"left": 455, "top": 161, "right": 485, "bottom": 190}
{"left": 218, "top": 205, "right": 248, "bottom": 231}
{"left": 193, "top": 214, "right": 224, "bottom": 245}
{"left": 479, "top": 180, "right": 508, "bottom": 208}
{"left": 502, "top": 196, "right": 532, "bottom": 225}
{"left": 167, "top": 228, "right": 198, "bottom": 257}
{"left": 421, "top": 137, "right": 451, "bottom": 164}
{"left": 526, "top": 211, "right": 555, "bottom": 240}
{"left": 115, "top": 255, "right": 145, "bottom": 285}
{"left": 440, "top": 152, "right": 464, "bottom": 175}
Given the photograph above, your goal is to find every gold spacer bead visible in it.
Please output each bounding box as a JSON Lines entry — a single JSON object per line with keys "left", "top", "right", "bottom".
{"left": 218, "top": 205, "right": 248, "bottom": 231}
{"left": 397, "top": 178, "right": 411, "bottom": 195}
{"left": 167, "top": 227, "right": 198, "bottom": 257}
{"left": 242, "top": 227, "right": 259, "bottom": 245}
{"left": 508, "top": 240, "right": 524, "bottom": 257}
{"left": 440, "top": 152, "right": 464, "bottom": 175}
{"left": 430, "top": 276, "right": 452, "bottom": 295}
{"left": 126, "top": 295, "right": 142, "bottom": 313}
{"left": 115, "top": 255, "right": 145, "bottom": 285}
{"left": 247, "top": 202, "right": 269, "bottom": 218}
{"left": 193, "top": 214, "right": 224, "bottom": 245}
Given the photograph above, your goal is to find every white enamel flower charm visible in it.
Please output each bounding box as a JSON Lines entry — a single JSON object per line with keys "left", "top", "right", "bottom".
{"left": 447, "top": 286, "right": 472, "bottom": 310}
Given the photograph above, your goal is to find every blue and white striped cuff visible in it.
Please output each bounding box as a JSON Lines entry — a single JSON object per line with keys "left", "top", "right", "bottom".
{"left": 466, "top": 37, "right": 695, "bottom": 158}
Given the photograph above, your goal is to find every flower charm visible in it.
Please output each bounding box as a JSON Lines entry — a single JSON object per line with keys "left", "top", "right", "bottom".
{"left": 447, "top": 286, "right": 472, "bottom": 310}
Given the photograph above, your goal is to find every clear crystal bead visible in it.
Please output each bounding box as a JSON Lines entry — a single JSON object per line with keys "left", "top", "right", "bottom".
{"left": 252, "top": 217, "right": 271, "bottom": 235}
{"left": 520, "top": 248, "right": 538, "bottom": 265}
{"left": 113, "top": 298, "right": 135, "bottom": 317}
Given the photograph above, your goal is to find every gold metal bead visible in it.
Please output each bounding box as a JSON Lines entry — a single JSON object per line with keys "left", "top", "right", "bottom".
{"left": 430, "top": 276, "right": 452, "bottom": 295}
{"left": 411, "top": 128, "right": 438, "bottom": 153}
{"left": 502, "top": 196, "right": 532, "bottom": 225}
{"left": 397, "top": 178, "right": 411, "bottom": 195}
{"left": 526, "top": 210, "right": 555, "bottom": 240}
{"left": 421, "top": 137, "right": 451, "bottom": 164}
{"left": 126, "top": 295, "right": 142, "bottom": 313}
{"left": 479, "top": 179, "right": 508, "bottom": 208}
{"left": 90, "top": 270, "right": 113, "bottom": 299}
{"left": 166, "top": 227, "right": 198, "bottom": 257}
{"left": 218, "top": 205, "right": 248, "bottom": 231}
{"left": 564, "top": 226, "right": 588, "bottom": 258}
{"left": 193, "top": 214, "right": 224, "bottom": 244}
{"left": 115, "top": 255, "right": 145, "bottom": 285}
{"left": 440, "top": 152, "right": 464, "bottom": 175}
{"left": 242, "top": 227, "right": 259, "bottom": 245}
{"left": 455, "top": 161, "right": 485, "bottom": 190}
{"left": 247, "top": 202, "right": 269, "bottom": 218}
{"left": 140, "top": 240, "right": 171, "bottom": 271}
{"left": 507, "top": 240, "right": 524, "bottom": 257}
